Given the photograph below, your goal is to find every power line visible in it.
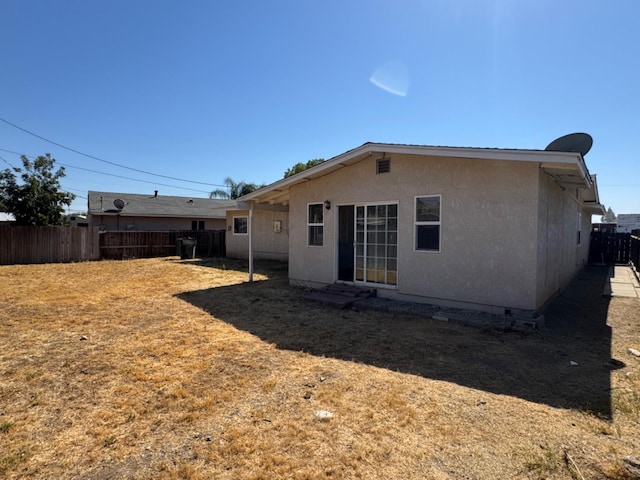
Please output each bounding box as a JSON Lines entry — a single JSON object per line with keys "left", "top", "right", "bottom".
{"left": 0, "top": 117, "right": 225, "bottom": 187}
{"left": 57, "top": 162, "right": 213, "bottom": 194}
{"left": 61, "top": 188, "right": 88, "bottom": 199}
{"left": 0, "top": 148, "right": 217, "bottom": 194}
{"left": 0, "top": 154, "right": 17, "bottom": 169}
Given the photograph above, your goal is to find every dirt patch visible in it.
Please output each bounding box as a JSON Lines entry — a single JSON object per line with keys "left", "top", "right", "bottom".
{"left": 1, "top": 258, "right": 638, "bottom": 479}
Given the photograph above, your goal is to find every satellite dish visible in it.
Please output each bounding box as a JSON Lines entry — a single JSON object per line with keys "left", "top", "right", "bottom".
{"left": 113, "top": 199, "right": 125, "bottom": 210}
{"left": 545, "top": 133, "right": 593, "bottom": 156}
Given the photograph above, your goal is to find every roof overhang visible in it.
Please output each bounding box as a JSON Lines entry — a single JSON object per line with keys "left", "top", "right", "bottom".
{"left": 238, "top": 142, "right": 595, "bottom": 207}
{"left": 582, "top": 174, "right": 606, "bottom": 215}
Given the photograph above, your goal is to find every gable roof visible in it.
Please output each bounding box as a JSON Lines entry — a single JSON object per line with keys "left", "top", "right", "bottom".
{"left": 238, "top": 142, "right": 601, "bottom": 209}
{"left": 88, "top": 191, "right": 236, "bottom": 218}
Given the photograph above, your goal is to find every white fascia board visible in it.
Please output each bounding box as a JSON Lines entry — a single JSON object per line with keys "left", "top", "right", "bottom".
{"left": 589, "top": 174, "right": 601, "bottom": 204}
{"left": 239, "top": 143, "right": 591, "bottom": 203}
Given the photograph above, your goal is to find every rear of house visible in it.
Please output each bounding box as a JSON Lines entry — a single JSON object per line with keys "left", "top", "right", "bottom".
{"left": 233, "top": 143, "right": 604, "bottom": 314}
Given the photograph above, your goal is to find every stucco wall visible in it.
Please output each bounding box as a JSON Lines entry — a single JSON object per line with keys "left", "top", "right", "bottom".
{"left": 90, "top": 215, "right": 226, "bottom": 231}
{"left": 225, "top": 209, "right": 289, "bottom": 261}
{"left": 535, "top": 172, "right": 591, "bottom": 308}
{"left": 289, "top": 153, "right": 541, "bottom": 311}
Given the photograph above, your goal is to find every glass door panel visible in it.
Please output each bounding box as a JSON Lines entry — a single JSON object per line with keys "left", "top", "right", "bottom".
{"left": 354, "top": 204, "right": 397, "bottom": 286}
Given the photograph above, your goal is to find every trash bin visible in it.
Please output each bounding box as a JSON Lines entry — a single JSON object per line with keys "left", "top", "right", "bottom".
{"left": 176, "top": 237, "right": 197, "bottom": 259}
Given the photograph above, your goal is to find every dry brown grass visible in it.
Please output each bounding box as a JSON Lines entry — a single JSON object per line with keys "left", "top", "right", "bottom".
{"left": 0, "top": 257, "right": 639, "bottom": 479}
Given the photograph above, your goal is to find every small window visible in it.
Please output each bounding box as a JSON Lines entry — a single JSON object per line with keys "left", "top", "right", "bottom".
{"left": 308, "top": 203, "right": 324, "bottom": 246}
{"left": 377, "top": 158, "right": 391, "bottom": 174}
{"left": 233, "top": 216, "right": 248, "bottom": 235}
{"left": 415, "top": 195, "right": 441, "bottom": 252}
{"left": 191, "top": 220, "right": 205, "bottom": 231}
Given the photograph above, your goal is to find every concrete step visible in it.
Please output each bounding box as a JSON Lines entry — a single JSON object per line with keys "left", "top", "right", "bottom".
{"left": 322, "top": 283, "right": 376, "bottom": 298}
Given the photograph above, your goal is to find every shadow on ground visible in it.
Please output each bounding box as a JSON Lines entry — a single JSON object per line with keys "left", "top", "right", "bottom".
{"left": 178, "top": 263, "right": 616, "bottom": 417}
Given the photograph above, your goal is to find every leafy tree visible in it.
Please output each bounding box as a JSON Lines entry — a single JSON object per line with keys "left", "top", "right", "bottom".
{"left": 209, "top": 177, "right": 263, "bottom": 199}
{"left": 0, "top": 154, "right": 75, "bottom": 226}
{"left": 284, "top": 158, "right": 325, "bottom": 178}
{"left": 601, "top": 207, "right": 616, "bottom": 223}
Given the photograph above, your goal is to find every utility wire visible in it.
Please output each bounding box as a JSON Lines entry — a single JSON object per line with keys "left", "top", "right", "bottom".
{"left": 65, "top": 189, "right": 88, "bottom": 199}
{"left": 0, "top": 116, "right": 225, "bottom": 187}
{"left": 58, "top": 162, "right": 213, "bottom": 194}
{"left": 0, "top": 154, "right": 17, "bottom": 169}
{"left": 0, "top": 148, "right": 216, "bottom": 194}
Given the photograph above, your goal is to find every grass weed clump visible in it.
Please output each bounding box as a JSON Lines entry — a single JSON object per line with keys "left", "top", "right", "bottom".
{"left": 0, "top": 258, "right": 638, "bottom": 479}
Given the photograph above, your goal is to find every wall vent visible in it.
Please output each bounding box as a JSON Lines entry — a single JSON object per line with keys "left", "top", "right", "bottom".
{"left": 376, "top": 158, "right": 391, "bottom": 174}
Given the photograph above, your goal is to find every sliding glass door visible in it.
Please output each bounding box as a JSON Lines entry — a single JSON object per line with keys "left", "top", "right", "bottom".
{"left": 354, "top": 204, "right": 398, "bottom": 286}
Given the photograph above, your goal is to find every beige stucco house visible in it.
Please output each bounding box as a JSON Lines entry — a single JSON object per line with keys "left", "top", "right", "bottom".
{"left": 88, "top": 191, "right": 235, "bottom": 231}
{"left": 228, "top": 142, "right": 605, "bottom": 314}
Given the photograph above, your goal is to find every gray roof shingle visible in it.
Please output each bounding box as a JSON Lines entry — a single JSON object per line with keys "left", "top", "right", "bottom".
{"left": 88, "top": 191, "right": 236, "bottom": 218}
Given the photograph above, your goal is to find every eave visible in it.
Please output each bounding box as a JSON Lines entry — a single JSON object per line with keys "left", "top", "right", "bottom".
{"left": 238, "top": 142, "right": 594, "bottom": 207}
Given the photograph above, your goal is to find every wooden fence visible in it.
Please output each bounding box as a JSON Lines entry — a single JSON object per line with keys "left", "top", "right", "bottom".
{"left": 630, "top": 235, "right": 640, "bottom": 278}
{"left": 99, "top": 230, "right": 225, "bottom": 260}
{"left": 0, "top": 227, "right": 225, "bottom": 264}
{"left": 0, "top": 226, "right": 101, "bottom": 265}
{"left": 589, "top": 231, "right": 632, "bottom": 264}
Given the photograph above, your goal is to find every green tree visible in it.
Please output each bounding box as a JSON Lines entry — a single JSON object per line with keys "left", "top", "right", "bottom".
{"left": 209, "top": 177, "right": 263, "bottom": 199}
{"left": 283, "top": 158, "right": 325, "bottom": 178}
{"left": 0, "top": 154, "right": 75, "bottom": 226}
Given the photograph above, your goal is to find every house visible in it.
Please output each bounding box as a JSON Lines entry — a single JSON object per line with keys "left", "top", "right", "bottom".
{"left": 617, "top": 214, "right": 640, "bottom": 234}
{"left": 65, "top": 214, "right": 89, "bottom": 227}
{"left": 591, "top": 223, "right": 617, "bottom": 234}
{"left": 229, "top": 141, "right": 605, "bottom": 314}
{"left": 88, "top": 191, "right": 236, "bottom": 231}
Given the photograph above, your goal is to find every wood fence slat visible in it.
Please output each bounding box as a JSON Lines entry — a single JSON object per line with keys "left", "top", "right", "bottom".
{"left": 0, "top": 226, "right": 101, "bottom": 265}
{"left": 0, "top": 227, "right": 225, "bottom": 264}
{"left": 97, "top": 230, "right": 225, "bottom": 260}
{"left": 589, "top": 231, "right": 632, "bottom": 265}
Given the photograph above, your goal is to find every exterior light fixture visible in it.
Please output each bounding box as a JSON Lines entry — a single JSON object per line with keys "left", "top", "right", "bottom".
{"left": 324, "top": 200, "right": 331, "bottom": 210}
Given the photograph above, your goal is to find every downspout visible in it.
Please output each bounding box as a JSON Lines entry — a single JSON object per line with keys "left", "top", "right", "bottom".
{"left": 248, "top": 201, "right": 254, "bottom": 282}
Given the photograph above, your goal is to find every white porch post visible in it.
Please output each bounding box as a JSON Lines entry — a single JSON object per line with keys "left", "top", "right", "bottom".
{"left": 248, "top": 201, "right": 254, "bottom": 282}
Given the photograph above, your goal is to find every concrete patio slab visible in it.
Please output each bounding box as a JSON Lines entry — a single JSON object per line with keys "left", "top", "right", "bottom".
{"left": 603, "top": 266, "right": 639, "bottom": 298}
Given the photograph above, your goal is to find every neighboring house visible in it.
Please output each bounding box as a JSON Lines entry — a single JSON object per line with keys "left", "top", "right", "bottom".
{"left": 65, "top": 214, "right": 89, "bottom": 227}
{"left": 617, "top": 214, "right": 640, "bottom": 234}
{"left": 591, "top": 223, "right": 617, "bottom": 234}
{"left": 88, "top": 191, "right": 236, "bottom": 231}
{"left": 230, "top": 142, "right": 605, "bottom": 314}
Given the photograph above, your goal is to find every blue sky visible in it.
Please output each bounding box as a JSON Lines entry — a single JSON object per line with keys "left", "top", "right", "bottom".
{"left": 1, "top": 0, "right": 638, "bottom": 219}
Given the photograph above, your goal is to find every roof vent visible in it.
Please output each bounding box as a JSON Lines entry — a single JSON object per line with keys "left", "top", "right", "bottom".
{"left": 376, "top": 157, "right": 391, "bottom": 174}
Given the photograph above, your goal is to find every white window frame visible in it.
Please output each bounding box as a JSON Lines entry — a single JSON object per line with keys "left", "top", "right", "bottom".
{"left": 191, "top": 220, "right": 205, "bottom": 231}
{"left": 414, "top": 195, "right": 441, "bottom": 253}
{"left": 577, "top": 212, "right": 582, "bottom": 246}
{"left": 353, "top": 202, "right": 399, "bottom": 288}
{"left": 233, "top": 216, "right": 248, "bottom": 235}
{"left": 307, "top": 203, "right": 324, "bottom": 247}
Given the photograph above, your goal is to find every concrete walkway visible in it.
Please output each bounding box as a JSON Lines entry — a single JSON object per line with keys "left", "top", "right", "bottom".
{"left": 603, "top": 265, "right": 640, "bottom": 298}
